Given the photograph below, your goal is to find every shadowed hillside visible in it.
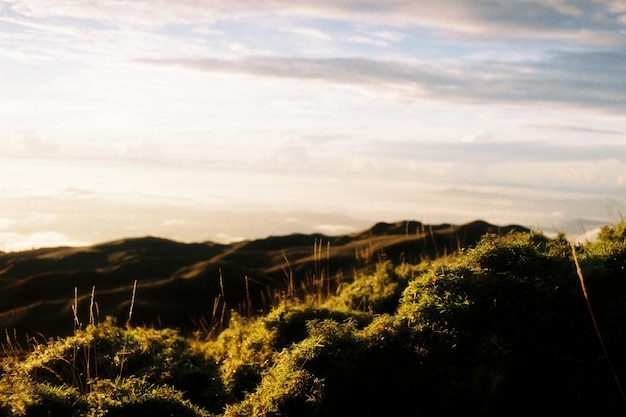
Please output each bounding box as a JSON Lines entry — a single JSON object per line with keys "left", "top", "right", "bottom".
{"left": 0, "top": 220, "right": 527, "bottom": 341}
{"left": 1, "top": 220, "right": 625, "bottom": 416}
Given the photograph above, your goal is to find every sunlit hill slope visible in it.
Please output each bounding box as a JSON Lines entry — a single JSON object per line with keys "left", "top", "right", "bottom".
{"left": 0, "top": 220, "right": 625, "bottom": 416}
{"left": 0, "top": 220, "right": 526, "bottom": 340}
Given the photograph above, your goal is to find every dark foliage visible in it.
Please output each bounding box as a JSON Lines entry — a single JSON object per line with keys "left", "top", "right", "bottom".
{"left": 1, "top": 221, "right": 625, "bottom": 416}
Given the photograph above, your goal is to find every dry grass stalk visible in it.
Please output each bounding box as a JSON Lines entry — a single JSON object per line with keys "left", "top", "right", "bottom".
{"left": 571, "top": 242, "right": 626, "bottom": 404}
{"left": 282, "top": 251, "right": 295, "bottom": 299}
{"left": 245, "top": 275, "right": 251, "bottom": 317}
{"left": 72, "top": 287, "right": 80, "bottom": 331}
{"left": 126, "top": 280, "right": 137, "bottom": 328}
{"left": 89, "top": 286, "right": 96, "bottom": 327}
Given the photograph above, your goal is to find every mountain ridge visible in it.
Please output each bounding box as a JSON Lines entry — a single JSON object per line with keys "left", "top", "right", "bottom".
{"left": 0, "top": 219, "right": 529, "bottom": 341}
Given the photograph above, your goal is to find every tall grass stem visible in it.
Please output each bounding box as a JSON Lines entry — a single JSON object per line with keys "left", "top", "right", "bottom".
{"left": 571, "top": 242, "right": 626, "bottom": 404}
{"left": 126, "top": 280, "right": 137, "bottom": 328}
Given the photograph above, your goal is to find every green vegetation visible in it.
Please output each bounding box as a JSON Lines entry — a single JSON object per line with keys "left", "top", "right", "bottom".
{"left": 1, "top": 220, "right": 626, "bottom": 416}
{"left": 0, "top": 220, "right": 527, "bottom": 341}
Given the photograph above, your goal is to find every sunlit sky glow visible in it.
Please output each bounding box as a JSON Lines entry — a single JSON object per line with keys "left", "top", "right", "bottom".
{"left": 1, "top": 0, "right": 625, "bottom": 251}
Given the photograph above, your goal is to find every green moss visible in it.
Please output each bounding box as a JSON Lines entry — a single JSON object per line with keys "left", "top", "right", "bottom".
{"left": 0, "top": 318, "right": 225, "bottom": 416}
{"left": 596, "top": 219, "right": 626, "bottom": 245}
{"left": 2, "top": 222, "right": 626, "bottom": 416}
{"left": 25, "top": 384, "right": 86, "bottom": 417}
{"left": 396, "top": 229, "right": 625, "bottom": 415}
{"left": 87, "top": 378, "right": 211, "bottom": 417}
{"left": 261, "top": 303, "right": 372, "bottom": 349}
{"left": 326, "top": 261, "right": 412, "bottom": 313}
{"left": 198, "top": 314, "right": 277, "bottom": 402}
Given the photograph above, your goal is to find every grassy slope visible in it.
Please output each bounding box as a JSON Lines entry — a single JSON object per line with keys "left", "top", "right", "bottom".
{"left": 2, "top": 220, "right": 625, "bottom": 416}
{"left": 0, "top": 220, "right": 526, "bottom": 341}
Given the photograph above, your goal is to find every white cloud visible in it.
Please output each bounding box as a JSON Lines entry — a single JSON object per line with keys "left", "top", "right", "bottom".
{"left": 344, "top": 35, "right": 387, "bottom": 47}
{"left": 4, "top": 0, "right": 624, "bottom": 45}
{"left": 212, "top": 232, "right": 245, "bottom": 243}
{"left": 374, "top": 30, "right": 405, "bottom": 42}
{"left": 0, "top": 218, "right": 15, "bottom": 231}
{"left": 3, "top": 0, "right": 624, "bottom": 116}
{"left": 569, "top": 226, "right": 604, "bottom": 243}
{"left": 14, "top": 130, "right": 58, "bottom": 155}
{"left": 162, "top": 219, "right": 193, "bottom": 227}
{"left": 1, "top": 0, "right": 624, "bottom": 250}
{"left": 461, "top": 130, "right": 493, "bottom": 143}
{"left": 4, "top": 0, "right": 218, "bottom": 27}
{"left": 280, "top": 26, "right": 332, "bottom": 41}
{"left": 0, "top": 231, "right": 88, "bottom": 252}
{"left": 315, "top": 223, "right": 358, "bottom": 235}
{"left": 148, "top": 51, "right": 626, "bottom": 112}
{"left": 123, "top": 141, "right": 163, "bottom": 160}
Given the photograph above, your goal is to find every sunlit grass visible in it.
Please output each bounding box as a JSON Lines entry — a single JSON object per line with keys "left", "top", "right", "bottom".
{"left": 1, "top": 219, "right": 625, "bottom": 416}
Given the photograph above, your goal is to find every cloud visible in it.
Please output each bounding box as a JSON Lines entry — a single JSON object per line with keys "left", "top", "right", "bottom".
{"left": 279, "top": 26, "right": 332, "bottom": 41}
{"left": 376, "top": 140, "right": 626, "bottom": 165}
{"left": 162, "top": 218, "right": 194, "bottom": 227}
{"left": 0, "top": 218, "right": 15, "bottom": 231}
{"left": 314, "top": 223, "right": 358, "bottom": 235}
{"left": 3, "top": 0, "right": 219, "bottom": 27}
{"left": 4, "top": 0, "right": 624, "bottom": 46}
{"left": 12, "top": 130, "right": 59, "bottom": 156}
{"left": 1, "top": 0, "right": 624, "bottom": 248}
{"left": 461, "top": 130, "right": 493, "bottom": 143}
{"left": 528, "top": 124, "right": 624, "bottom": 136}
{"left": 123, "top": 141, "right": 163, "bottom": 160}
{"left": 375, "top": 30, "right": 406, "bottom": 42}
{"left": 61, "top": 187, "right": 94, "bottom": 195}
{"left": 212, "top": 232, "right": 245, "bottom": 243}
{"left": 0, "top": 231, "right": 88, "bottom": 252}
{"left": 344, "top": 35, "right": 388, "bottom": 47}
{"left": 4, "top": 0, "right": 624, "bottom": 114}
{"left": 143, "top": 50, "right": 626, "bottom": 112}
{"left": 299, "top": 134, "right": 351, "bottom": 143}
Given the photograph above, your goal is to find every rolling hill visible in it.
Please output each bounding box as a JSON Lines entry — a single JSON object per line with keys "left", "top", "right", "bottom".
{"left": 1, "top": 220, "right": 625, "bottom": 416}
{"left": 0, "top": 220, "right": 527, "bottom": 341}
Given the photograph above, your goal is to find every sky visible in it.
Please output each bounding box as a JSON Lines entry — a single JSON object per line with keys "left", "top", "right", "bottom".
{"left": 0, "top": 0, "right": 625, "bottom": 251}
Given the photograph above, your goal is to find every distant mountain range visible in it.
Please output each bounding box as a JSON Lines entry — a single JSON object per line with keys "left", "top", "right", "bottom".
{"left": 0, "top": 220, "right": 528, "bottom": 341}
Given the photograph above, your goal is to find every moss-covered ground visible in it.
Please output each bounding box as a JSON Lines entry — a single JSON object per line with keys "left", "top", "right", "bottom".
{"left": 1, "top": 221, "right": 625, "bottom": 416}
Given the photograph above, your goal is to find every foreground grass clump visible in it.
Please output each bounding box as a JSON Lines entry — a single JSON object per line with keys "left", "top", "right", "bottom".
{"left": 397, "top": 229, "right": 626, "bottom": 415}
{"left": 1, "top": 220, "right": 626, "bottom": 416}
{"left": 325, "top": 260, "right": 416, "bottom": 314}
{"left": 0, "top": 318, "right": 223, "bottom": 416}
{"left": 222, "top": 315, "right": 421, "bottom": 417}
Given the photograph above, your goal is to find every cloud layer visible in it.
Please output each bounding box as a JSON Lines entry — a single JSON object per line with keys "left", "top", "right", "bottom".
{"left": 143, "top": 50, "right": 626, "bottom": 112}
{"left": 4, "top": 1, "right": 625, "bottom": 39}
{"left": 3, "top": 0, "right": 624, "bottom": 113}
{"left": 0, "top": 0, "right": 624, "bottom": 250}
